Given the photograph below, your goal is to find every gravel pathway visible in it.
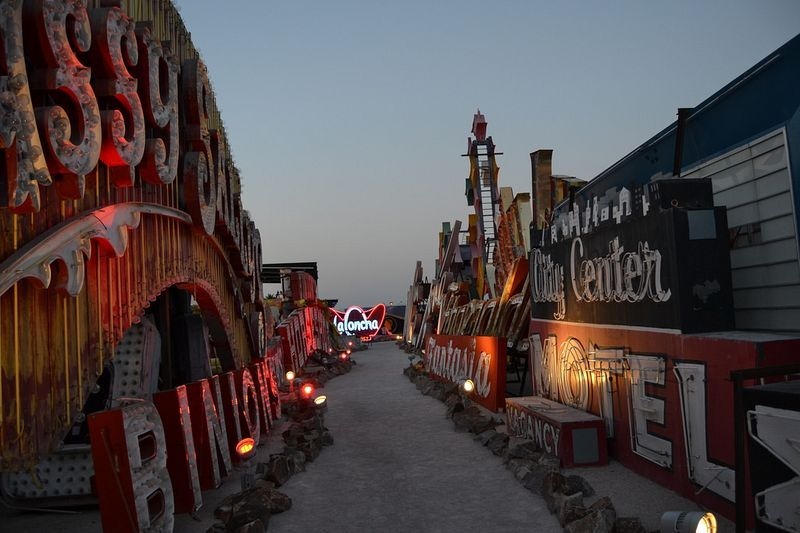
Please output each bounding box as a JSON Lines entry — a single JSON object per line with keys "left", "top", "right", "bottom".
{"left": 267, "top": 342, "right": 560, "bottom": 533}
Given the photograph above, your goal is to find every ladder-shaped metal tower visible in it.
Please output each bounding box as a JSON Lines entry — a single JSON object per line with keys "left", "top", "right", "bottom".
{"left": 475, "top": 141, "right": 498, "bottom": 262}
{"left": 463, "top": 110, "right": 502, "bottom": 298}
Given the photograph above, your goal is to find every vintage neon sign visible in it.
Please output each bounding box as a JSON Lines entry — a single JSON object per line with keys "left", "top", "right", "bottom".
{"left": 87, "top": 357, "right": 281, "bottom": 526}
{"left": 330, "top": 304, "right": 386, "bottom": 340}
{"left": 423, "top": 335, "right": 507, "bottom": 412}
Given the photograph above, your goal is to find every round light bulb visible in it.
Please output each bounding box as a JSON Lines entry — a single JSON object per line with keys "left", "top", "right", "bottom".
{"left": 462, "top": 379, "right": 475, "bottom": 393}
{"left": 696, "top": 514, "right": 717, "bottom": 533}
{"left": 235, "top": 437, "right": 256, "bottom": 460}
{"left": 285, "top": 370, "right": 295, "bottom": 381}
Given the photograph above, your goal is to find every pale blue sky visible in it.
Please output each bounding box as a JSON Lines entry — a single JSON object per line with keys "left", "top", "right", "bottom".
{"left": 173, "top": 1, "right": 800, "bottom": 308}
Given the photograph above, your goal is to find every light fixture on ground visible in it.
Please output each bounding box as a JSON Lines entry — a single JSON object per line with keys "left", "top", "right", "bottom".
{"left": 235, "top": 437, "right": 257, "bottom": 490}
{"left": 313, "top": 395, "right": 328, "bottom": 414}
{"left": 459, "top": 378, "right": 475, "bottom": 394}
{"left": 312, "top": 394, "right": 328, "bottom": 431}
{"left": 300, "top": 382, "right": 315, "bottom": 399}
{"left": 285, "top": 370, "right": 296, "bottom": 398}
{"left": 660, "top": 511, "right": 717, "bottom": 533}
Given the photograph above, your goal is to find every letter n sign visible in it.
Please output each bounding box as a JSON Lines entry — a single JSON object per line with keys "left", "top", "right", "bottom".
{"left": 88, "top": 401, "right": 175, "bottom": 533}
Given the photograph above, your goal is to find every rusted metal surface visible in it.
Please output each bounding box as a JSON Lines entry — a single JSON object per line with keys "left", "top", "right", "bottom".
{"left": 0, "top": 0, "right": 266, "bottom": 470}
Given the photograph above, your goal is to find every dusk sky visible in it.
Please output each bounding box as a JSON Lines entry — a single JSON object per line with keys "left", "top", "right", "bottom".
{"left": 173, "top": 1, "right": 800, "bottom": 309}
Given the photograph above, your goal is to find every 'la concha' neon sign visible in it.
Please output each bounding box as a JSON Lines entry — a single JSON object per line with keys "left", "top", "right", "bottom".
{"left": 331, "top": 304, "right": 386, "bottom": 340}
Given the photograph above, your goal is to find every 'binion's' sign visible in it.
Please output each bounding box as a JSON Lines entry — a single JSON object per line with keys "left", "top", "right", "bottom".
{"left": 330, "top": 304, "right": 386, "bottom": 340}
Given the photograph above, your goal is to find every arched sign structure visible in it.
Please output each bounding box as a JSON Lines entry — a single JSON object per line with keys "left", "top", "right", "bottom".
{"left": 0, "top": 0, "right": 267, "bottom": 470}
{"left": 330, "top": 304, "right": 386, "bottom": 341}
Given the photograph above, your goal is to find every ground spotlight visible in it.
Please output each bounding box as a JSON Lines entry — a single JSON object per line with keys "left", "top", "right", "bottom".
{"left": 235, "top": 437, "right": 257, "bottom": 490}
{"left": 459, "top": 378, "right": 475, "bottom": 393}
{"left": 660, "top": 511, "right": 717, "bottom": 533}
{"left": 285, "top": 370, "right": 295, "bottom": 382}
{"left": 313, "top": 394, "right": 328, "bottom": 414}
{"left": 300, "top": 382, "right": 315, "bottom": 398}
{"left": 235, "top": 437, "right": 256, "bottom": 461}
{"left": 340, "top": 352, "right": 349, "bottom": 361}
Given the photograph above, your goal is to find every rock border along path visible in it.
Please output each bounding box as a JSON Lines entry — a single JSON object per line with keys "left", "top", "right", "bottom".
{"left": 267, "top": 342, "right": 560, "bottom": 532}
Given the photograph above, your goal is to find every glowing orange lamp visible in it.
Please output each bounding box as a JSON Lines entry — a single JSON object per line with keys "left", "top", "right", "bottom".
{"left": 235, "top": 437, "right": 256, "bottom": 461}
{"left": 301, "top": 383, "right": 314, "bottom": 398}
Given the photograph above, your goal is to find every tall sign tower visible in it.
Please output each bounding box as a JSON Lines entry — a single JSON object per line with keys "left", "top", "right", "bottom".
{"left": 464, "top": 110, "right": 502, "bottom": 298}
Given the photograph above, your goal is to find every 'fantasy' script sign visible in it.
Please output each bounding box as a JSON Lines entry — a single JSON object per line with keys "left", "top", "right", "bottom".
{"left": 424, "top": 335, "right": 506, "bottom": 412}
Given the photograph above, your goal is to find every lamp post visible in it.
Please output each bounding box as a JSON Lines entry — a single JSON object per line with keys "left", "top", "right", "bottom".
{"left": 235, "top": 437, "right": 257, "bottom": 491}
{"left": 313, "top": 395, "right": 328, "bottom": 432}
{"left": 285, "top": 370, "right": 296, "bottom": 398}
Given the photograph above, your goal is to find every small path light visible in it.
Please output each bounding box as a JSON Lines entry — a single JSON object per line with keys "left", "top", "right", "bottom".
{"left": 460, "top": 378, "right": 475, "bottom": 394}
{"left": 312, "top": 394, "right": 328, "bottom": 431}
{"left": 313, "top": 395, "right": 328, "bottom": 414}
{"left": 300, "top": 382, "right": 315, "bottom": 399}
{"left": 660, "top": 511, "right": 717, "bottom": 533}
{"left": 285, "top": 370, "right": 297, "bottom": 399}
{"left": 235, "top": 437, "right": 256, "bottom": 461}
{"left": 235, "top": 437, "right": 257, "bottom": 491}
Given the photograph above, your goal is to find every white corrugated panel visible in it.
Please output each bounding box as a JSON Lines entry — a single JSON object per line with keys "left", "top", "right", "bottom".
{"left": 683, "top": 128, "right": 800, "bottom": 333}
{"left": 732, "top": 261, "right": 800, "bottom": 288}
{"left": 735, "top": 308, "right": 800, "bottom": 331}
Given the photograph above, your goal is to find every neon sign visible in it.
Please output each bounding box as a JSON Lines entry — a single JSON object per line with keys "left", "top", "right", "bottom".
{"left": 330, "top": 304, "right": 386, "bottom": 340}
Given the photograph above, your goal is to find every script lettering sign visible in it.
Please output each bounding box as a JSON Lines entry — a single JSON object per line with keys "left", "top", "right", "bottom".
{"left": 424, "top": 335, "right": 506, "bottom": 412}
{"left": 531, "top": 206, "right": 733, "bottom": 333}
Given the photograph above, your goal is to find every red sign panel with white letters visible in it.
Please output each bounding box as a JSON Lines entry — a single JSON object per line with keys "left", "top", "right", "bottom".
{"left": 423, "top": 335, "right": 506, "bottom": 412}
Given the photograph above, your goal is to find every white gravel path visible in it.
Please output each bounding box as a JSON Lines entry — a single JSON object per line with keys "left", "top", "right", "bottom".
{"left": 267, "top": 342, "right": 561, "bottom": 533}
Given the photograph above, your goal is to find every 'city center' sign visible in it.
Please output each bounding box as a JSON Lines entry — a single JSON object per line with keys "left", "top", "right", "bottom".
{"left": 530, "top": 180, "right": 734, "bottom": 333}
{"left": 330, "top": 304, "right": 386, "bottom": 340}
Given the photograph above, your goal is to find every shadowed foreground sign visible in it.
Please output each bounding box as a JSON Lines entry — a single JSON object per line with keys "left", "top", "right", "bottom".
{"left": 424, "top": 335, "right": 506, "bottom": 412}
{"left": 506, "top": 396, "right": 607, "bottom": 467}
